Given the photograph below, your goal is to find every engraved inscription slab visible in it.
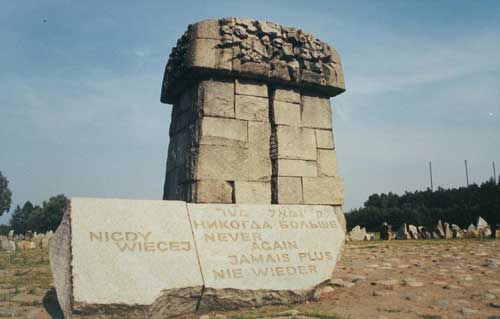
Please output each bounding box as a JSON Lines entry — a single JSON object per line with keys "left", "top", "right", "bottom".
{"left": 187, "top": 204, "right": 345, "bottom": 293}
{"left": 51, "top": 197, "right": 203, "bottom": 318}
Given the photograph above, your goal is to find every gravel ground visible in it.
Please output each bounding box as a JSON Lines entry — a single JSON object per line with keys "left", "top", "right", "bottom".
{"left": 1, "top": 240, "right": 499, "bottom": 319}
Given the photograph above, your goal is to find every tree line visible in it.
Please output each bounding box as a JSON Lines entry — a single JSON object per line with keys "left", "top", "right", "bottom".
{"left": 346, "top": 177, "right": 500, "bottom": 238}
{"left": 0, "top": 171, "right": 68, "bottom": 236}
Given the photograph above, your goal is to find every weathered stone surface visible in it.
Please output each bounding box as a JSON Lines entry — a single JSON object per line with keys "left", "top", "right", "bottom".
{"left": 50, "top": 198, "right": 204, "bottom": 318}
{"left": 161, "top": 19, "right": 345, "bottom": 104}
{"left": 196, "top": 145, "right": 249, "bottom": 180}
{"left": 277, "top": 177, "right": 303, "bottom": 204}
{"left": 274, "top": 88, "right": 300, "bottom": 104}
{"left": 477, "top": 216, "right": 488, "bottom": 229}
{"left": 234, "top": 181, "right": 271, "bottom": 204}
{"left": 317, "top": 149, "right": 339, "bottom": 177}
{"left": 188, "top": 203, "right": 345, "bottom": 309}
{"left": 191, "top": 180, "right": 234, "bottom": 203}
{"left": 188, "top": 19, "right": 220, "bottom": 40}
{"left": 187, "top": 38, "right": 232, "bottom": 71}
{"left": 277, "top": 159, "right": 317, "bottom": 177}
{"left": 396, "top": 224, "right": 410, "bottom": 240}
{"left": 0, "top": 236, "right": 15, "bottom": 251}
{"left": 349, "top": 226, "right": 367, "bottom": 241}
{"left": 302, "top": 177, "right": 344, "bottom": 205}
{"left": 274, "top": 100, "right": 301, "bottom": 126}
{"left": 235, "top": 95, "right": 269, "bottom": 122}
{"left": 236, "top": 80, "right": 268, "bottom": 97}
{"left": 248, "top": 121, "right": 272, "bottom": 181}
{"left": 315, "top": 129, "right": 335, "bottom": 149}
{"left": 200, "top": 117, "right": 248, "bottom": 148}
{"left": 200, "top": 80, "right": 235, "bottom": 118}
{"left": 276, "top": 126, "right": 316, "bottom": 160}
{"left": 301, "top": 95, "right": 332, "bottom": 129}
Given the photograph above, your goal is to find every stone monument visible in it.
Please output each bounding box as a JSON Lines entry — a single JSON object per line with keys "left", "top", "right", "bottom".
{"left": 161, "top": 18, "right": 346, "bottom": 230}
{"left": 50, "top": 18, "right": 347, "bottom": 318}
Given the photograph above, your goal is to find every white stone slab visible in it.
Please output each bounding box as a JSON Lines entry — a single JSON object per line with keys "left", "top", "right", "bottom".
{"left": 187, "top": 203, "right": 345, "bottom": 294}
{"left": 51, "top": 197, "right": 204, "bottom": 318}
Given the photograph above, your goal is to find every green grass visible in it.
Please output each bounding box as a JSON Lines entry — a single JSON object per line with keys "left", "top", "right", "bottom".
{"left": 0, "top": 249, "right": 52, "bottom": 296}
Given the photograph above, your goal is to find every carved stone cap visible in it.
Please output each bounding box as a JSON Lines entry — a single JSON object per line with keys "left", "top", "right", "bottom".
{"left": 161, "top": 18, "right": 345, "bottom": 104}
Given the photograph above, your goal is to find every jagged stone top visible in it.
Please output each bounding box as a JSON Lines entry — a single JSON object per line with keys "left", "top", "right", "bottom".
{"left": 161, "top": 18, "right": 345, "bottom": 104}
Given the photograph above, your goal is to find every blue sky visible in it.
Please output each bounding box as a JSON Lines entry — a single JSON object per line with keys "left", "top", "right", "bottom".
{"left": 1, "top": 0, "right": 499, "bottom": 224}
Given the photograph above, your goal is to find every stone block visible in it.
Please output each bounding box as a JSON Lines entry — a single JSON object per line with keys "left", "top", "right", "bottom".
{"left": 276, "top": 126, "right": 316, "bottom": 160}
{"left": 333, "top": 206, "right": 347, "bottom": 233}
{"left": 200, "top": 117, "right": 248, "bottom": 148}
{"left": 50, "top": 198, "right": 203, "bottom": 318}
{"left": 277, "top": 177, "right": 303, "bottom": 204}
{"left": 274, "top": 88, "right": 300, "bottom": 104}
{"left": 277, "top": 159, "right": 317, "bottom": 177}
{"left": 234, "top": 181, "right": 271, "bottom": 204}
{"left": 315, "top": 129, "right": 334, "bottom": 149}
{"left": 200, "top": 80, "right": 235, "bottom": 118}
{"left": 301, "top": 94, "right": 332, "bottom": 129}
{"left": 189, "top": 19, "right": 220, "bottom": 39}
{"left": 187, "top": 38, "right": 232, "bottom": 71}
{"left": 235, "top": 95, "right": 269, "bottom": 122}
{"left": 317, "top": 149, "right": 339, "bottom": 177}
{"left": 248, "top": 121, "right": 272, "bottom": 181}
{"left": 302, "top": 177, "right": 344, "bottom": 205}
{"left": 188, "top": 203, "right": 345, "bottom": 309}
{"left": 196, "top": 145, "right": 249, "bottom": 181}
{"left": 192, "top": 180, "right": 233, "bottom": 203}
{"left": 236, "top": 79, "right": 268, "bottom": 97}
{"left": 273, "top": 100, "right": 301, "bottom": 126}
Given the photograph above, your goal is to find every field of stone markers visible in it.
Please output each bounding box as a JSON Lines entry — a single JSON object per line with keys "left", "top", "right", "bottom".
{"left": 0, "top": 239, "right": 499, "bottom": 319}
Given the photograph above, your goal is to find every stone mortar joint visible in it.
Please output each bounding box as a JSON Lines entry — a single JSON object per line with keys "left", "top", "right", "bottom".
{"left": 161, "top": 18, "right": 345, "bottom": 104}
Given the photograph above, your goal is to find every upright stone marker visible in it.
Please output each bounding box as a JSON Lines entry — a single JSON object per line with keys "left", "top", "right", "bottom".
{"left": 188, "top": 204, "right": 345, "bottom": 309}
{"left": 50, "top": 197, "right": 203, "bottom": 318}
{"left": 161, "top": 18, "right": 347, "bottom": 232}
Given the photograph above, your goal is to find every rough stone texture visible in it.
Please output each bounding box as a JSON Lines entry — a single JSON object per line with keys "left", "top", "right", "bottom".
{"left": 277, "top": 177, "right": 304, "bottom": 204}
{"left": 348, "top": 226, "right": 367, "bottom": 241}
{"left": 315, "top": 129, "right": 335, "bottom": 149}
{"left": 50, "top": 197, "right": 204, "bottom": 319}
{"left": 157, "top": 19, "right": 347, "bottom": 312}
{"left": 200, "top": 80, "right": 235, "bottom": 118}
{"left": 234, "top": 181, "right": 271, "bottom": 204}
{"left": 196, "top": 145, "right": 249, "bottom": 180}
{"left": 191, "top": 180, "right": 234, "bottom": 203}
{"left": 162, "top": 18, "right": 345, "bottom": 213}
{"left": 302, "top": 177, "right": 344, "bottom": 205}
{"left": 161, "top": 19, "right": 345, "bottom": 104}
{"left": 301, "top": 95, "right": 333, "bottom": 129}
{"left": 188, "top": 203, "right": 345, "bottom": 310}
{"left": 236, "top": 79, "right": 268, "bottom": 97}
{"left": 248, "top": 121, "right": 272, "bottom": 181}
{"left": 274, "top": 88, "right": 300, "bottom": 104}
{"left": 273, "top": 100, "right": 301, "bottom": 126}
{"left": 235, "top": 95, "right": 269, "bottom": 122}
{"left": 200, "top": 117, "right": 248, "bottom": 148}
{"left": 276, "top": 126, "right": 317, "bottom": 160}
{"left": 277, "top": 159, "right": 317, "bottom": 177}
{"left": 317, "top": 150, "right": 339, "bottom": 177}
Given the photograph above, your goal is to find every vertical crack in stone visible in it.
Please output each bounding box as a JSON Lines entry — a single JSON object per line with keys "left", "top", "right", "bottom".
{"left": 268, "top": 86, "right": 278, "bottom": 204}
{"left": 228, "top": 181, "right": 236, "bottom": 203}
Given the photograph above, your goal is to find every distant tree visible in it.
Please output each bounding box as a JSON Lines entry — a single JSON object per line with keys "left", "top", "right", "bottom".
{"left": 10, "top": 202, "right": 40, "bottom": 235}
{"left": 346, "top": 176, "right": 500, "bottom": 234}
{"left": 38, "top": 194, "right": 68, "bottom": 232}
{"left": 9, "top": 195, "right": 68, "bottom": 235}
{"left": 0, "top": 171, "right": 12, "bottom": 217}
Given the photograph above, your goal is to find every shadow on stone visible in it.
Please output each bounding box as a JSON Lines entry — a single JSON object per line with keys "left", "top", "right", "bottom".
{"left": 43, "top": 288, "right": 63, "bottom": 319}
